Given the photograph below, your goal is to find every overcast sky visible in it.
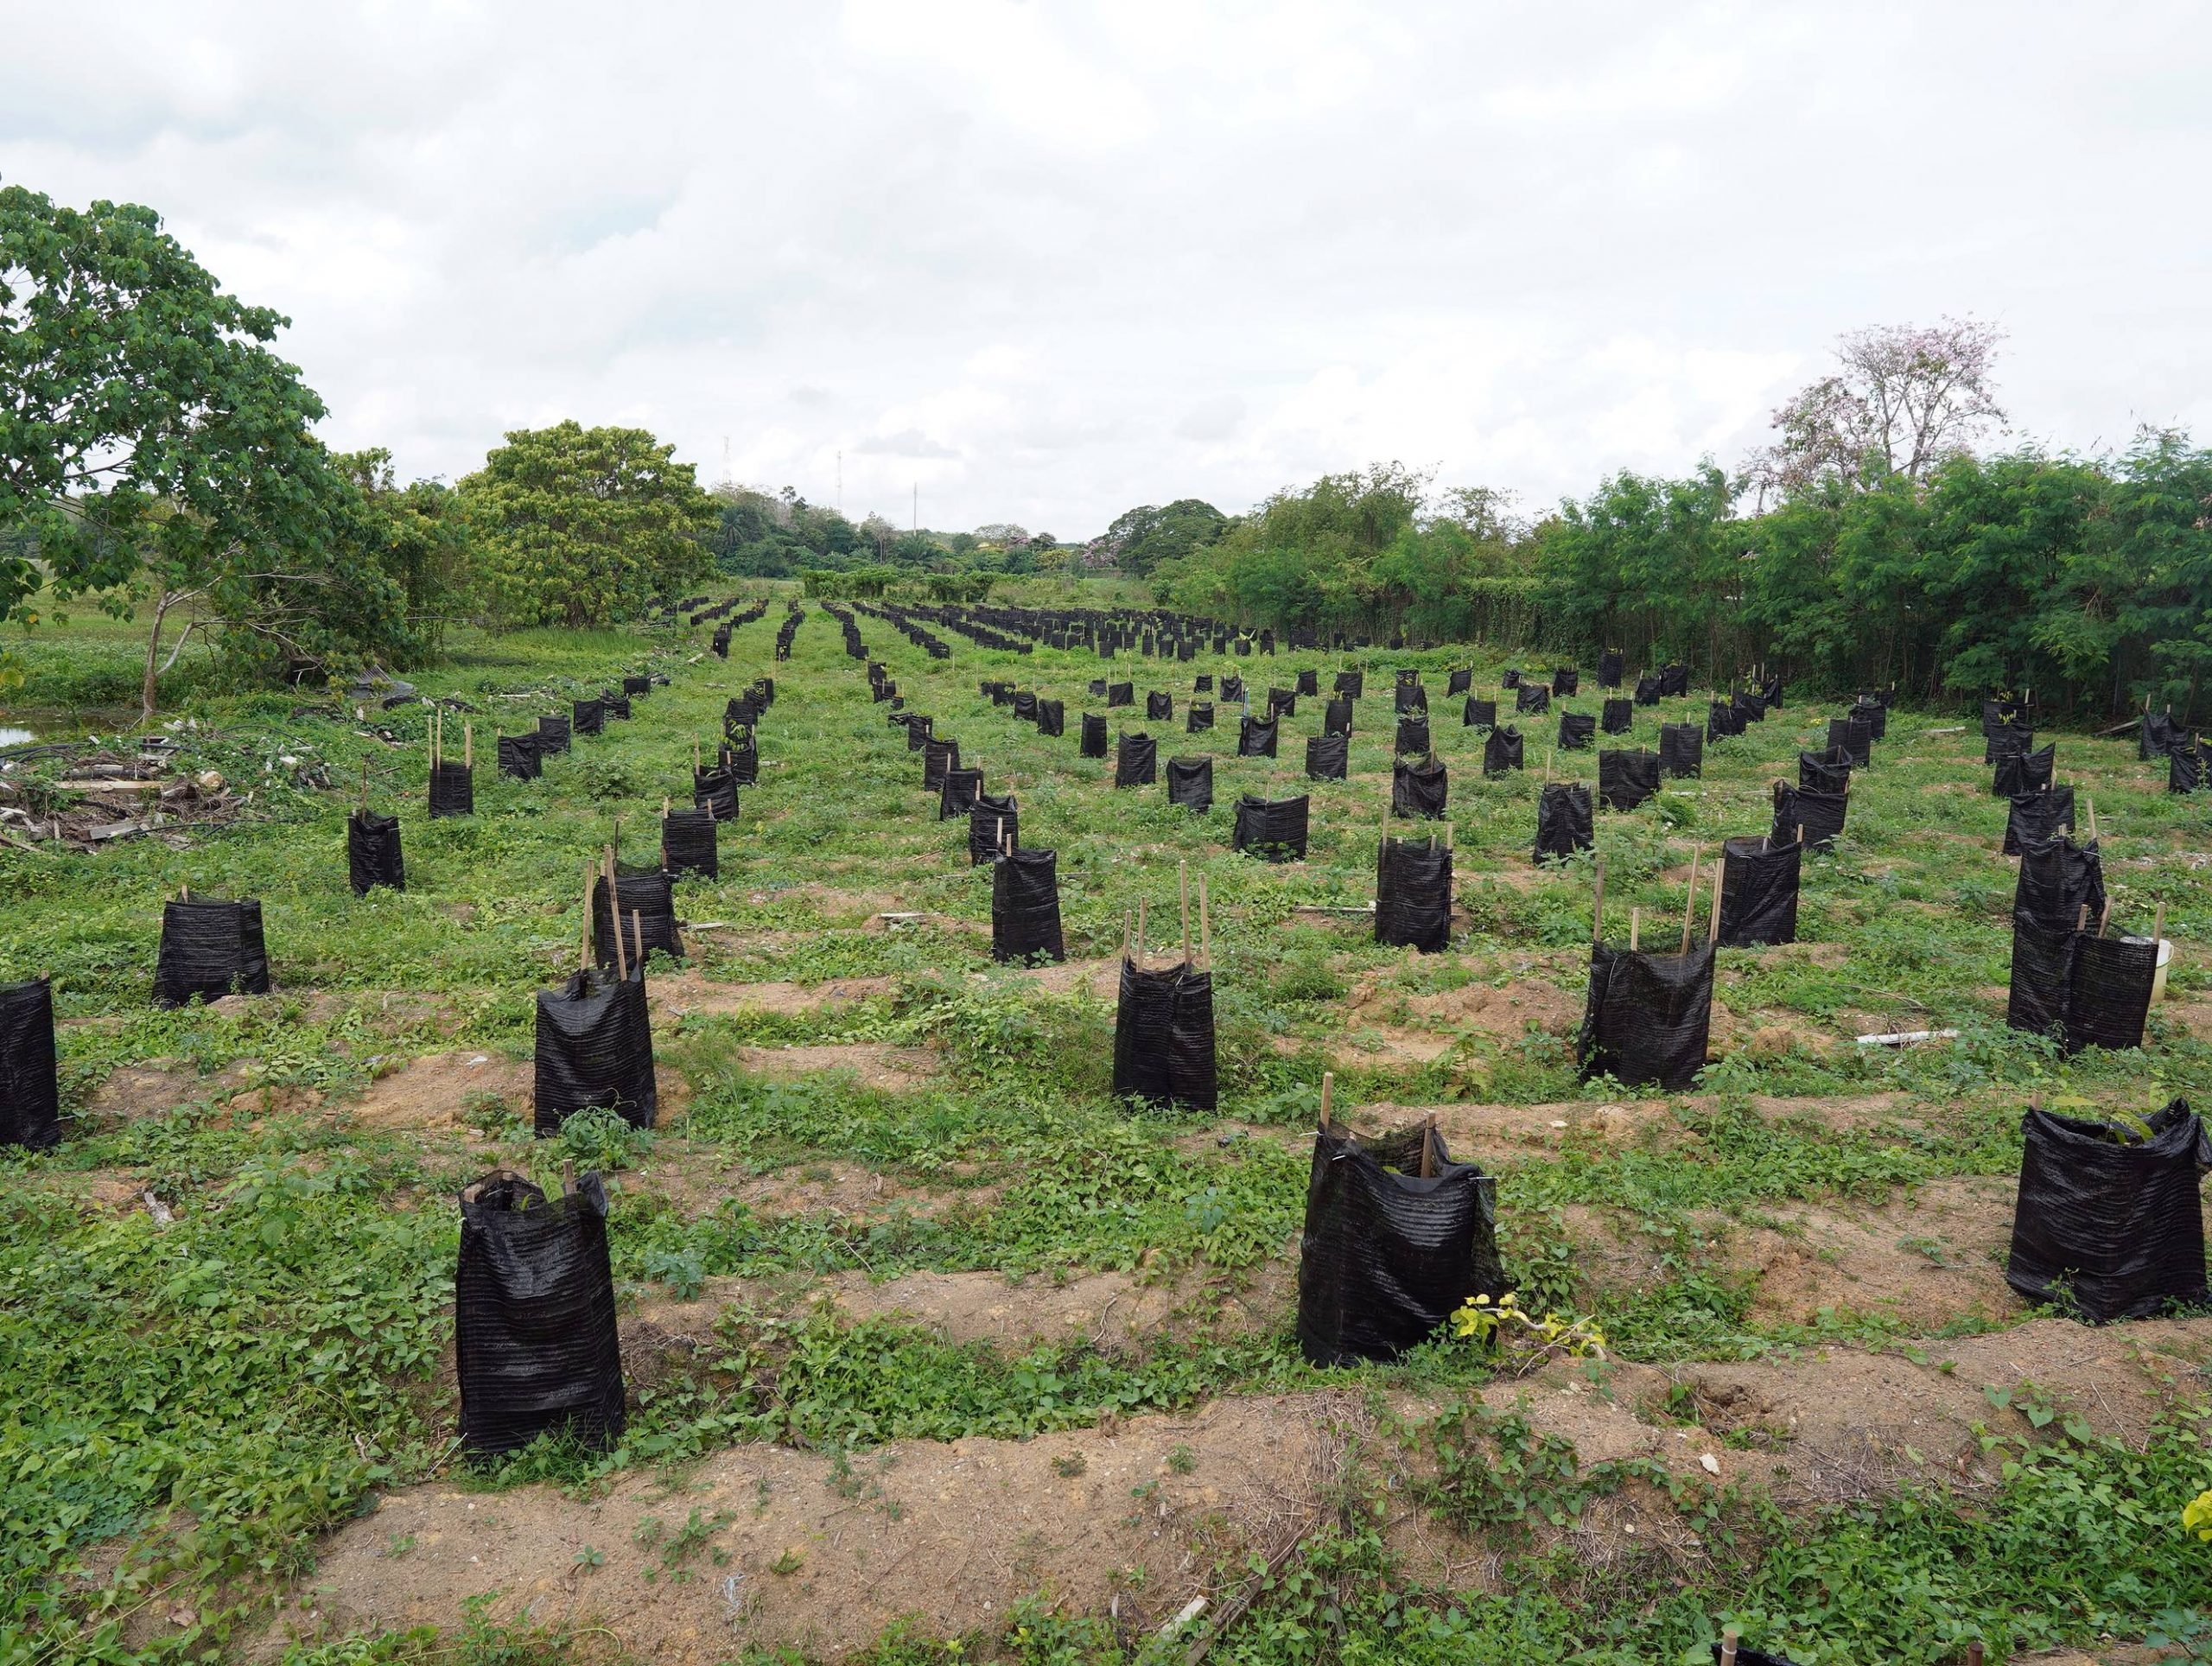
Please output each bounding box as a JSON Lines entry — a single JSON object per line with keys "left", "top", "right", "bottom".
{"left": 5, "top": 2, "right": 2207, "bottom": 537}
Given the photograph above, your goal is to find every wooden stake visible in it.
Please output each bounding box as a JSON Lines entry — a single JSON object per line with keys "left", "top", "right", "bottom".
{"left": 462, "top": 722, "right": 473, "bottom": 771}
{"left": 2086, "top": 796, "right": 2098, "bottom": 843}
{"left": 1319, "top": 1071, "right": 1334, "bottom": 1134}
{"left": 1592, "top": 855, "right": 1606, "bottom": 946}
{"left": 580, "top": 859, "right": 594, "bottom": 970}
{"left": 631, "top": 909, "right": 645, "bottom": 973}
{"left": 1965, "top": 1644, "right": 1983, "bottom": 1666}
{"left": 605, "top": 847, "right": 626, "bottom": 979}
{"left": 1180, "top": 860, "right": 1192, "bottom": 966}
{"left": 1680, "top": 849, "right": 1700, "bottom": 953}
{"left": 359, "top": 759, "right": 370, "bottom": 814}
{"left": 2153, "top": 900, "right": 2166, "bottom": 944}
{"left": 2098, "top": 900, "right": 2111, "bottom": 938}
{"left": 1629, "top": 906, "right": 1641, "bottom": 951}
{"left": 2076, "top": 902, "right": 2090, "bottom": 934}
{"left": 1719, "top": 1630, "right": 1738, "bottom": 1666}
{"left": 1420, "top": 1112, "right": 1435, "bottom": 1178}
{"left": 1122, "top": 910, "right": 1132, "bottom": 969}
{"left": 1708, "top": 863, "right": 1723, "bottom": 944}
{"left": 430, "top": 708, "right": 442, "bottom": 772}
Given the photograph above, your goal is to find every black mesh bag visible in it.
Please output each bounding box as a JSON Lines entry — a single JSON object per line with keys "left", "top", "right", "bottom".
{"left": 1267, "top": 687, "right": 1296, "bottom": 717}
{"left": 1985, "top": 724, "right": 2034, "bottom": 766}
{"left": 1117, "top": 732, "right": 1159, "bottom": 785}
{"left": 1080, "top": 714, "right": 1109, "bottom": 758}
{"left": 1770, "top": 783, "right": 1847, "bottom": 851}
{"left": 1826, "top": 716, "right": 1872, "bottom": 766}
{"left": 622, "top": 674, "right": 652, "bottom": 696}
{"left": 1333, "top": 670, "right": 1364, "bottom": 697}
{"left": 2066, "top": 933, "right": 2159, "bottom": 1054}
{"left": 535, "top": 969, "right": 658, "bottom": 1134}
{"left": 2004, "top": 786, "right": 2075, "bottom": 856}
{"left": 1599, "top": 749, "right": 1661, "bottom": 811}
{"left": 1798, "top": 748, "right": 1851, "bottom": 792}
{"left": 1557, "top": 711, "right": 1595, "bottom": 751}
{"left": 1707, "top": 1645, "right": 1802, "bottom": 1666}
{"left": 1147, "top": 691, "right": 1173, "bottom": 720}
{"left": 1195, "top": 673, "right": 1215, "bottom": 692}
{"left": 498, "top": 734, "right": 543, "bottom": 780}
{"left": 2140, "top": 711, "right": 2176, "bottom": 761}
{"left": 1112, "top": 959, "right": 1179, "bottom": 1104}
{"left": 1534, "top": 783, "right": 1593, "bottom": 863}
{"left": 1717, "top": 835, "right": 1800, "bottom": 947}
{"left": 1037, "top": 699, "right": 1065, "bottom": 737}
{"left": 1851, "top": 699, "right": 1886, "bottom": 741}
{"left": 1012, "top": 690, "right": 1038, "bottom": 722}
{"left": 661, "top": 808, "right": 719, "bottom": 880}
{"left": 536, "top": 714, "right": 571, "bottom": 757}
{"left": 694, "top": 766, "right": 738, "bottom": 821}
{"left": 1736, "top": 690, "right": 1768, "bottom": 723}
{"left": 1578, "top": 942, "right": 1713, "bottom": 1090}
{"left": 601, "top": 691, "right": 631, "bottom": 721}
{"left": 1395, "top": 680, "right": 1428, "bottom": 715}
{"left": 1233, "top": 794, "right": 1310, "bottom": 861}
{"left": 154, "top": 899, "right": 270, "bottom": 1007}
{"left": 1483, "top": 725, "right": 1523, "bottom": 775}
{"left": 1296, "top": 1123, "right": 1503, "bottom": 1366}
{"left": 593, "top": 872, "right": 683, "bottom": 967}
{"left": 1500, "top": 669, "right": 1522, "bottom": 690}
{"left": 1325, "top": 696, "right": 1353, "bottom": 735}
{"left": 428, "top": 760, "right": 474, "bottom": 817}
{"left": 1306, "top": 734, "right": 1348, "bottom": 781}
{"left": 1516, "top": 684, "right": 1550, "bottom": 715}
{"left": 1659, "top": 664, "right": 1690, "bottom": 697}
{"left": 2006, "top": 1102, "right": 2209, "bottom": 1321}
{"left": 1993, "top": 743, "right": 2056, "bottom": 798}
{"left": 1296, "top": 669, "right": 1319, "bottom": 696}
{"left": 991, "top": 849, "right": 1065, "bottom": 963}
{"left": 1395, "top": 715, "right": 1431, "bottom": 756}
{"left": 1597, "top": 649, "right": 1624, "bottom": 688}
{"left": 1167, "top": 967, "right": 1217, "bottom": 1111}
{"left": 903, "top": 715, "right": 933, "bottom": 752}
{"left": 1393, "top": 757, "right": 1448, "bottom": 819}
{"left": 1238, "top": 715, "right": 1280, "bottom": 758}
{"left": 1707, "top": 699, "right": 1744, "bottom": 741}
{"left": 2016, "top": 836, "right": 2105, "bottom": 933}
{"left": 1600, "top": 697, "right": 1633, "bottom": 734}
{"left": 1445, "top": 668, "right": 1471, "bottom": 696}
{"left": 1462, "top": 696, "right": 1496, "bottom": 730}
{"left": 1107, "top": 681, "right": 1134, "bottom": 707}
{"left": 2006, "top": 916, "right": 2075, "bottom": 1039}
{"left": 969, "top": 794, "right": 1019, "bottom": 864}
{"left": 924, "top": 737, "right": 961, "bottom": 791}
{"left": 1376, "top": 836, "right": 1452, "bottom": 951}
{"left": 1186, "top": 701, "right": 1215, "bottom": 733}
{"left": 721, "top": 735, "right": 759, "bottom": 787}
{"left": 456, "top": 1171, "right": 626, "bottom": 1459}
{"left": 938, "top": 766, "right": 985, "bottom": 820}
{"left": 1657, "top": 723, "right": 1703, "bottom": 779}
{"left": 1221, "top": 675, "right": 1244, "bottom": 703}
{"left": 1088, "top": 677, "right": 1108, "bottom": 696}
{"left": 2170, "top": 738, "right": 2203, "bottom": 794}
{"left": 347, "top": 810, "right": 405, "bottom": 895}
{"left": 0, "top": 978, "right": 61, "bottom": 1150}
{"left": 1166, "top": 757, "right": 1213, "bottom": 811}
{"left": 1634, "top": 674, "right": 1661, "bottom": 707}
{"left": 571, "top": 698, "right": 604, "bottom": 738}
{"left": 1552, "top": 667, "right": 1579, "bottom": 696}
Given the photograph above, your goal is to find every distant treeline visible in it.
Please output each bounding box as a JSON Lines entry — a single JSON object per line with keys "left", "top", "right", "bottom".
{"left": 1150, "top": 435, "right": 2212, "bottom": 722}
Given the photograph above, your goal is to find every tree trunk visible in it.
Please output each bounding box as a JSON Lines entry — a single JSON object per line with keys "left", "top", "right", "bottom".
{"left": 141, "top": 590, "right": 191, "bottom": 725}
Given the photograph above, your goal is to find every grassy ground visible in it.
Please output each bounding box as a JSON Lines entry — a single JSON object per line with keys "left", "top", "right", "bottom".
{"left": 2, "top": 602, "right": 2209, "bottom": 1664}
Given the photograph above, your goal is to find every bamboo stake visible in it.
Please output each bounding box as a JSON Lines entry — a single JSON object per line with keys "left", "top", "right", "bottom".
{"left": 1629, "top": 906, "right": 1640, "bottom": 951}
{"left": 1680, "top": 849, "right": 1700, "bottom": 953}
{"left": 1122, "top": 910, "right": 1132, "bottom": 970}
{"left": 2153, "top": 900, "right": 2166, "bottom": 944}
{"left": 2076, "top": 902, "right": 2090, "bottom": 934}
{"left": 462, "top": 722, "right": 473, "bottom": 771}
{"left": 431, "top": 708, "right": 442, "bottom": 772}
{"left": 1180, "top": 860, "right": 1192, "bottom": 967}
{"left": 1592, "top": 855, "right": 1606, "bottom": 946}
{"left": 2098, "top": 900, "right": 2112, "bottom": 938}
{"left": 632, "top": 909, "right": 645, "bottom": 973}
{"left": 2086, "top": 796, "right": 2098, "bottom": 842}
{"left": 1319, "top": 1071, "right": 1334, "bottom": 1134}
{"left": 1420, "top": 1112, "right": 1435, "bottom": 1179}
{"left": 1708, "top": 862, "right": 1724, "bottom": 944}
{"left": 359, "top": 759, "right": 370, "bottom": 814}
{"left": 1719, "top": 1630, "right": 1738, "bottom": 1666}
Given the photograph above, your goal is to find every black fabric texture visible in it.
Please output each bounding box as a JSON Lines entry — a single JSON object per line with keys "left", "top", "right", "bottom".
{"left": 1598, "top": 649, "right": 1624, "bottom": 687}
{"left": 2170, "top": 738, "right": 2203, "bottom": 793}
{"left": 1392, "top": 757, "right": 1448, "bottom": 819}
{"left": 938, "top": 766, "right": 984, "bottom": 820}
{"left": 1552, "top": 667, "right": 1579, "bottom": 696}
{"left": 1599, "top": 749, "right": 1662, "bottom": 811}
{"left": 1221, "top": 675, "right": 1244, "bottom": 702}
{"left": 1107, "top": 680, "right": 1134, "bottom": 707}
{"left": 1011, "top": 690, "right": 1037, "bottom": 722}
{"left": 1828, "top": 717, "right": 1872, "bottom": 766}
{"left": 1798, "top": 749, "right": 1852, "bottom": 792}
{"left": 2141, "top": 711, "right": 2176, "bottom": 760}
{"left": 924, "top": 737, "right": 961, "bottom": 790}
{"left": 1117, "top": 732, "right": 1159, "bottom": 785}
{"left": 1462, "top": 696, "right": 1497, "bottom": 729}
{"left": 1295, "top": 1123, "right": 1503, "bottom": 1366}
{"left": 1088, "top": 677, "right": 1108, "bottom": 697}
{"left": 1658, "top": 723, "right": 1703, "bottom": 779}
{"left": 1234, "top": 794, "right": 1310, "bottom": 861}
{"left": 2015, "top": 836, "right": 2106, "bottom": 933}
{"left": 1993, "top": 743, "right": 2056, "bottom": 798}
{"left": 0, "top": 979, "right": 61, "bottom": 1150}
{"left": 1707, "top": 699, "right": 1745, "bottom": 741}
{"left": 1037, "top": 699, "right": 1064, "bottom": 737}
{"left": 1395, "top": 681, "right": 1428, "bottom": 714}
{"left": 1707, "top": 1646, "right": 1801, "bottom": 1666}
{"left": 991, "top": 849, "right": 1065, "bottom": 963}
{"left": 1325, "top": 696, "right": 1353, "bottom": 735}
{"left": 601, "top": 691, "right": 631, "bottom": 721}
{"left": 1601, "top": 697, "right": 1633, "bottom": 734}
{"left": 1376, "top": 836, "right": 1452, "bottom": 951}
{"left": 694, "top": 766, "right": 738, "bottom": 821}
{"left": 904, "top": 715, "right": 933, "bottom": 751}
{"left": 1578, "top": 943, "right": 1713, "bottom": 1090}
{"left": 2005, "top": 1103, "right": 2209, "bottom": 1321}
{"left": 1634, "top": 674, "right": 1661, "bottom": 706}
{"left": 570, "top": 698, "right": 604, "bottom": 737}
{"left": 1186, "top": 701, "right": 1215, "bottom": 733}
{"left": 498, "top": 734, "right": 543, "bottom": 780}
{"left": 1557, "top": 711, "right": 1596, "bottom": 750}
{"left": 592, "top": 873, "right": 683, "bottom": 968}
{"left": 721, "top": 736, "right": 759, "bottom": 787}
{"left": 1147, "top": 691, "right": 1173, "bottom": 720}
{"left": 1516, "top": 684, "right": 1550, "bottom": 715}
{"left": 1500, "top": 669, "right": 1522, "bottom": 690}
{"left": 661, "top": 809, "right": 718, "bottom": 880}
{"left": 1395, "top": 715, "right": 1431, "bottom": 755}
{"left": 2067, "top": 933, "right": 2160, "bottom": 1054}
{"left": 1296, "top": 669, "right": 1319, "bottom": 696}
{"left": 1333, "top": 671, "right": 1364, "bottom": 696}
{"left": 1853, "top": 700, "right": 1887, "bottom": 741}
{"left": 536, "top": 714, "right": 571, "bottom": 756}
{"left": 1718, "top": 835, "right": 1801, "bottom": 947}
{"left": 1112, "top": 959, "right": 1179, "bottom": 1105}
{"left": 1306, "top": 734, "right": 1348, "bottom": 781}
{"left": 1659, "top": 664, "right": 1690, "bottom": 697}
{"left": 622, "top": 674, "right": 651, "bottom": 696}
{"left": 2006, "top": 915, "right": 2075, "bottom": 1039}
{"left": 2004, "top": 786, "right": 2075, "bottom": 856}
{"left": 1166, "top": 757, "right": 1213, "bottom": 811}
{"left": 1238, "top": 715, "right": 1280, "bottom": 758}
{"left": 1770, "top": 784, "right": 1847, "bottom": 851}
{"left": 1535, "top": 783, "right": 1593, "bottom": 863}
{"left": 1483, "top": 725, "right": 1523, "bottom": 774}
{"left": 1080, "top": 714, "right": 1109, "bottom": 757}
{"left": 1446, "top": 668, "right": 1472, "bottom": 695}
{"left": 969, "top": 794, "right": 1019, "bottom": 864}
{"left": 455, "top": 1171, "right": 627, "bottom": 1459}
{"left": 347, "top": 810, "right": 404, "bottom": 895}
{"left": 534, "top": 969, "right": 658, "bottom": 1133}
{"left": 155, "top": 900, "right": 270, "bottom": 1007}
{"left": 1267, "top": 687, "right": 1296, "bottom": 717}
{"left": 428, "top": 760, "right": 474, "bottom": 817}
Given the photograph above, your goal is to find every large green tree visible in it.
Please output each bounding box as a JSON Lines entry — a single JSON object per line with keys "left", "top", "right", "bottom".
{"left": 0, "top": 184, "right": 408, "bottom": 715}
{"left": 461, "top": 421, "right": 715, "bottom": 626}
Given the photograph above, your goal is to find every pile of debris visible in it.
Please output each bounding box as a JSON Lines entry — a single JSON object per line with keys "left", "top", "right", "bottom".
{"left": 0, "top": 739, "right": 244, "bottom": 851}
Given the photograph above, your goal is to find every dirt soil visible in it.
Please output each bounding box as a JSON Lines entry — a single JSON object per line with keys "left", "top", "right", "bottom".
{"left": 647, "top": 972, "right": 899, "bottom": 1021}
{"left": 349, "top": 1052, "right": 532, "bottom": 1130}
{"left": 733, "top": 1044, "right": 939, "bottom": 1091}
{"left": 288, "top": 1316, "right": 2212, "bottom": 1663}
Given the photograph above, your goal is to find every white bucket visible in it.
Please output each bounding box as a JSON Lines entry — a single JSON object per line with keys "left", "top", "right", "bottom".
{"left": 2152, "top": 938, "right": 2173, "bottom": 1004}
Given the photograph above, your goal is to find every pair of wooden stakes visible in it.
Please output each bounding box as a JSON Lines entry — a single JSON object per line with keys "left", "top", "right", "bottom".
{"left": 1590, "top": 851, "right": 1722, "bottom": 955}
{"left": 1120, "top": 860, "right": 1213, "bottom": 972}
{"left": 1313, "top": 1070, "right": 1439, "bottom": 1180}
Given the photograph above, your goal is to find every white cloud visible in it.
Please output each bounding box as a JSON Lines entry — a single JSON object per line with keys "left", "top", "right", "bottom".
{"left": 3, "top": 0, "right": 2209, "bottom": 535}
